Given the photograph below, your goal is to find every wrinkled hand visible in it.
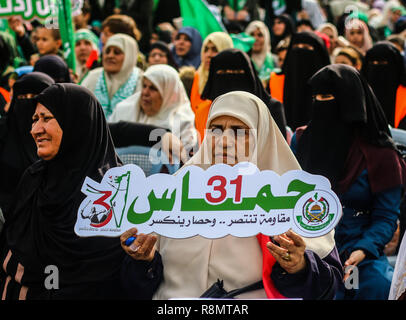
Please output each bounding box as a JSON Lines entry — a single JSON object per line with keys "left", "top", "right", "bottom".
{"left": 343, "top": 249, "right": 365, "bottom": 282}
{"left": 161, "top": 132, "right": 188, "bottom": 164}
{"left": 120, "top": 228, "right": 157, "bottom": 262}
{"left": 266, "top": 230, "right": 307, "bottom": 274}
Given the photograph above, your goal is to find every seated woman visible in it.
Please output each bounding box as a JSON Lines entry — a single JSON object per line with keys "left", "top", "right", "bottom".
{"left": 0, "top": 72, "right": 55, "bottom": 218}
{"left": 81, "top": 33, "right": 142, "bottom": 119}
{"left": 171, "top": 27, "right": 202, "bottom": 69}
{"left": 361, "top": 41, "right": 406, "bottom": 129}
{"left": 109, "top": 64, "right": 198, "bottom": 155}
{"left": 195, "top": 48, "right": 287, "bottom": 143}
{"left": 333, "top": 46, "right": 363, "bottom": 71}
{"left": 344, "top": 18, "right": 373, "bottom": 56}
{"left": 245, "top": 20, "right": 276, "bottom": 85}
{"left": 189, "top": 31, "right": 234, "bottom": 115}
{"left": 0, "top": 84, "right": 163, "bottom": 300}
{"left": 292, "top": 64, "right": 406, "bottom": 300}
{"left": 147, "top": 41, "right": 178, "bottom": 70}
{"left": 121, "top": 91, "right": 343, "bottom": 300}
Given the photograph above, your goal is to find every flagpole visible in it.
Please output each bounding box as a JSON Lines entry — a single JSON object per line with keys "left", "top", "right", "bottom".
{"left": 57, "top": 0, "right": 76, "bottom": 71}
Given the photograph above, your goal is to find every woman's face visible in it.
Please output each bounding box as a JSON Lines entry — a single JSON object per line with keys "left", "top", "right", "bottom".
{"left": 347, "top": 27, "right": 364, "bottom": 49}
{"left": 31, "top": 103, "right": 63, "bottom": 161}
{"left": 207, "top": 115, "right": 254, "bottom": 166}
{"left": 174, "top": 33, "right": 192, "bottom": 57}
{"left": 334, "top": 54, "right": 355, "bottom": 68}
{"left": 75, "top": 39, "right": 93, "bottom": 65}
{"left": 140, "top": 78, "right": 163, "bottom": 117}
{"left": 103, "top": 45, "right": 125, "bottom": 74}
{"left": 202, "top": 40, "right": 218, "bottom": 71}
{"left": 148, "top": 48, "right": 168, "bottom": 65}
{"left": 251, "top": 28, "right": 265, "bottom": 53}
{"left": 272, "top": 18, "right": 286, "bottom": 36}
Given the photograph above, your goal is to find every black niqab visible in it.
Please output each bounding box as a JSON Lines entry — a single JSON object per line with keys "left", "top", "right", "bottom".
{"left": 361, "top": 41, "right": 406, "bottom": 127}
{"left": 6, "top": 84, "right": 125, "bottom": 295}
{"left": 296, "top": 64, "right": 398, "bottom": 191}
{"left": 201, "top": 48, "right": 287, "bottom": 137}
{"left": 282, "top": 31, "right": 330, "bottom": 130}
{"left": 0, "top": 72, "right": 55, "bottom": 217}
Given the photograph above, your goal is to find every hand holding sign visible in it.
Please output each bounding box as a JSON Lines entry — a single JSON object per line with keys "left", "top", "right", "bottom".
{"left": 120, "top": 227, "right": 157, "bottom": 262}
{"left": 266, "top": 230, "right": 307, "bottom": 274}
{"left": 75, "top": 162, "right": 343, "bottom": 240}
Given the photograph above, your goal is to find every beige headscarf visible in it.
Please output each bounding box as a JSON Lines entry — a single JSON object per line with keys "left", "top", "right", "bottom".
{"left": 110, "top": 64, "right": 197, "bottom": 147}
{"left": 245, "top": 20, "right": 271, "bottom": 72}
{"left": 197, "top": 32, "right": 234, "bottom": 95}
{"left": 81, "top": 33, "right": 140, "bottom": 98}
{"left": 154, "top": 91, "right": 336, "bottom": 300}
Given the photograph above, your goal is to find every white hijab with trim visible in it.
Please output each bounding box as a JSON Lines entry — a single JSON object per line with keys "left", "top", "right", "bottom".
{"left": 110, "top": 64, "right": 197, "bottom": 146}
{"left": 154, "top": 91, "right": 336, "bottom": 300}
{"left": 245, "top": 20, "right": 271, "bottom": 70}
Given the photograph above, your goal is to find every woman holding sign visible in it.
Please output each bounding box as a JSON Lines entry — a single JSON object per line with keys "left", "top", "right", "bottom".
{"left": 0, "top": 84, "right": 162, "bottom": 300}
{"left": 143, "top": 91, "right": 343, "bottom": 300}
{"left": 293, "top": 64, "right": 406, "bottom": 300}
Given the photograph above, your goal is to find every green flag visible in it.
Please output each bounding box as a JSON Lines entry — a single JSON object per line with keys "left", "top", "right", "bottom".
{"left": 179, "top": 0, "right": 225, "bottom": 39}
{"left": 57, "top": 0, "right": 76, "bottom": 71}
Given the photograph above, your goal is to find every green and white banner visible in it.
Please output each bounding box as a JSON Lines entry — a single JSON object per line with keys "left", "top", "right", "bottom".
{"left": 74, "top": 162, "right": 342, "bottom": 239}
{"left": 0, "top": 0, "right": 83, "bottom": 20}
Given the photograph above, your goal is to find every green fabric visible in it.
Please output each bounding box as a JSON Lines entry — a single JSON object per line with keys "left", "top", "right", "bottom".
{"left": 153, "top": 0, "right": 160, "bottom": 11}
{"left": 179, "top": 0, "right": 225, "bottom": 39}
{"left": 94, "top": 68, "right": 140, "bottom": 119}
{"left": 230, "top": 32, "right": 255, "bottom": 52}
{"left": 57, "top": 0, "right": 76, "bottom": 70}
{"left": 75, "top": 29, "right": 99, "bottom": 49}
{"left": 227, "top": 0, "right": 247, "bottom": 11}
{"left": 348, "top": 11, "right": 369, "bottom": 23}
{"left": 255, "top": 53, "right": 275, "bottom": 81}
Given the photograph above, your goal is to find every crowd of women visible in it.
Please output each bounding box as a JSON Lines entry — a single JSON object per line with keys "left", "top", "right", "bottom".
{"left": 1, "top": 0, "right": 406, "bottom": 301}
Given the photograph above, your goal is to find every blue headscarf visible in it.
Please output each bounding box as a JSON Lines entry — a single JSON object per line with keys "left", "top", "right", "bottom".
{"left": 171, "top": 26, "right": 202, "bottom": 68}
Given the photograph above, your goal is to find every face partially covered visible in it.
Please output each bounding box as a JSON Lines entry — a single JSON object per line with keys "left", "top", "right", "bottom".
{"left": 31, "top": 103, "right": 63, "bottom": 161}
{"left": 207, "top": 115, "right": 255, "bottom": 166}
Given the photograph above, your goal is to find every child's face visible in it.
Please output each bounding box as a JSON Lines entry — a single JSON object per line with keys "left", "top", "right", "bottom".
{"left": 36, "top": 28, "right": 62, "bottom": 55}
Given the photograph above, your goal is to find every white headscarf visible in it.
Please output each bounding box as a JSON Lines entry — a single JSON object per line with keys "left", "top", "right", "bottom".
{"left": 110, "top": 64, "right": 197, "bottom": 146}
{"left": 245, "top": 20, "right": 272, "bottom": 71}
{"left": 103, "top": 33, "right": 139, "bottom": 99}
{"left": 197, "top": 32, "right": 234, "bottom": 95}
{"left": 154, "top": 91, "right": 336, "bottom": 300}
{"left": 80, "top": 33, "right": 140, "bottom": 98}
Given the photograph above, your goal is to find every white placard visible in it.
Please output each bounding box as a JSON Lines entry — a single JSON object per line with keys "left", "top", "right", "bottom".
{"left": 74, "top": 162, "right": 342, "bottom": 238}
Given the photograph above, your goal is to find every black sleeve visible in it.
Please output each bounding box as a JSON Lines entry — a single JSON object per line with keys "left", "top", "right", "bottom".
{"left": 120, "top": 251, "right": 164, "bottom": 300}
{"left": 268, "top": 98, "right": 287, "bottom": 139}
{"left": 271, "top": 247, "right": 344, "bottom": 300}
{"left": 108, "top": 121, "right": 170, "bottom": 148}
{"left": 16, "top": 33, "right": 37, "bottom": 62}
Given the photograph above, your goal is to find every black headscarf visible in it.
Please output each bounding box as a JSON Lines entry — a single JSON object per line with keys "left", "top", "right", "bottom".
{"left": 270, "top": 13, "right": 295, "bottom": 52}
{"left": 201, "top": 48, "right": 287, "bottom": 137}
{"left": 0, "top": 72, "right": 55, "bottom": 217}
{"left": 6, "top": 84, "right": 125, "bottom": 296}
{"left": 149, "top": 40, "right": 179, "bottom": 70}
{"left": 361, "top": 41, "right": 406, "bottom": 127}
{"left": 282, "top": 31, "right": 330, "bottom": 130}
{"left": 33, "top": 55, "right": 72, "bottom": 83}
{"left": 296, "top": 64, "right": 403, "bottom": 193}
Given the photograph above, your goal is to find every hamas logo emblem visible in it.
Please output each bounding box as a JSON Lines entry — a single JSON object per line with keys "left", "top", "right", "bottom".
{"left": 293, "top": 190, "right": 341, "bottom": 237}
